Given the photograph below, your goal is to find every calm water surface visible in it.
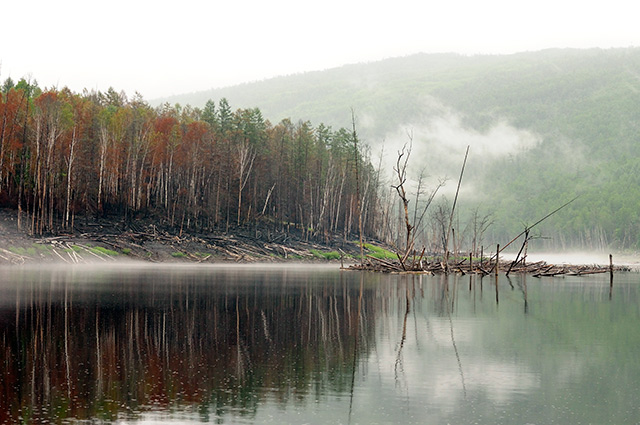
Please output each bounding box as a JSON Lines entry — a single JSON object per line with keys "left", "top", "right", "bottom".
{"left": 1, "top": 264, "right": 639, "bottom": 424}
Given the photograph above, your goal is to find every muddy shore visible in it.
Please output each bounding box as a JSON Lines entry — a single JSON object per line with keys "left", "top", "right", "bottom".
{"left": 0, "top": 209, "right": 362, "bottom": 265}
{"left": 1, "top": 209, "right": 635, "bottom": 276}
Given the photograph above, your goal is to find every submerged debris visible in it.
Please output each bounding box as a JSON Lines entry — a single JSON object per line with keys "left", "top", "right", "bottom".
{"left": 348, "top": 256, "right": 632, "bottom": 276}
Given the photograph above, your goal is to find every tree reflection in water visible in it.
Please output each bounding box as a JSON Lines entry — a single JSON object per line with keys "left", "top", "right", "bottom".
{"left": 0, "top": 266, "right": 375, "bottom": 422}
{"left": 4, "top": 266, "right": 637, "bottom": 424}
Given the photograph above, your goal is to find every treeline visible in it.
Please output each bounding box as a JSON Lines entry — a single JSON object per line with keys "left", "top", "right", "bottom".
{"left": 162, "top": 48, "right": 640, "bottom": 251}
{"left": 0, "top": 78, "right": 383, "bottom": 241}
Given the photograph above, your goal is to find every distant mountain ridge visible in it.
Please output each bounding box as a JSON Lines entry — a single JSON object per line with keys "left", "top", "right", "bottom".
{"left": 154, "top": 48, "right": 640, "bottom": 250}
{"left": 154, "top": 48, "right": 640, "bottom": 137}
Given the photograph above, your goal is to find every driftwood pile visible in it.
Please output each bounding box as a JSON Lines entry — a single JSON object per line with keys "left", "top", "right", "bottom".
{"left": 0, "top": 222, "right": 343, "bottom": 265}
{"left": 349, "top": 255, "right": 631, "bottom": 277}
{"left": 87, "top": 226, "right": 330, "bottom": 262}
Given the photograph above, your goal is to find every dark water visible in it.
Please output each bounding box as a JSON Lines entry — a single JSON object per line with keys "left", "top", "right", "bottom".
{"left": 1, "top": 264, "right": 639, "bottom": 424}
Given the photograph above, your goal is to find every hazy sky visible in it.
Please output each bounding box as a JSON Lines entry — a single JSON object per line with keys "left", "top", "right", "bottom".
{"left": 1, "top": 0, "right": 637, "bottom": 99}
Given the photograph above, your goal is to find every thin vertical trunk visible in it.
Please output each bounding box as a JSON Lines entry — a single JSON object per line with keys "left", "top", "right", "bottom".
{"left": 237, "top": 140, "right": 255, "bottom": 227}
{"left": 0, "top": 104, "right": 8, "bottom": 188}
{"left": 351, "top": 111, "right": 364, "bottom": 264}
{"left": 444, "top": 146, "right": 470, "bottom": 272}
{"left": 65, "top": 127, "right": 77, "bottom": 228}
{"left": 98, "top": 126, "right": 108, "bottom": 212}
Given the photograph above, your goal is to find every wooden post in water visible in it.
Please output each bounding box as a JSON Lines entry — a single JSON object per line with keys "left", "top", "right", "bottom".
{"left": 609, "top": 254, "right": 614, "bottom": 278}
{"left": 495, "top": 244, "right": 500, "bottom": 304}
{"left": 469, "top": 252, "right": 473, "bottom": 291}
{"left": 609, "top": 254, "right": 614, "bottom": 296}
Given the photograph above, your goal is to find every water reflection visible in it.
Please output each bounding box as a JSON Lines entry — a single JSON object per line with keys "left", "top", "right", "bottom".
{"left": 0, "top": 266, "right": 377, "bottom": 423}
{"left": 1, "top": 265, "right": 639, "bottom": 424}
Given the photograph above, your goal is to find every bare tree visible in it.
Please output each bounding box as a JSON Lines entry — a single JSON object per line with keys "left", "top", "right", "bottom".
{"left": 392, "top": 142, "right": 413, "bottom": 258}
{"left": 351, "top": 110, "right": 364, "bottom": 264}
{"left": 390, "top": 136, "right": 445, "bottom": 269}
{"left": 467, "top": 207, "right": 494, "bottom": 257}
{"left": 411, "top": 169, "right": 445, "bottom": 251}
{"left": 431, "top": 199, "right": 451, "bottom": 256}
{"left": 64, "top": 126, "right": 77, "bottom": 229}
{"left": 237, "top": 139, "right": 256, "bottom": 226}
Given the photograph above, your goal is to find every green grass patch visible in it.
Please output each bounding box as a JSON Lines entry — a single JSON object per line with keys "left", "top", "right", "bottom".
{"left": 121, "top": 248, "right": 132, "bottom": 255}
{"left": 171, "top": 252, "right": 187, "bottom": 258}
{"left": 310, "top": 249, "right": 341, "bottom": 260}
{"left": 8, "top": 247, "right": 26, "bottom": 255}
{"left": 90, "top": 246, "right": 120, "bottom": 256}
{"left": 9, "top": 246, "right": 38, "bottom": 256}
{"left": 364, "top": 243, "right": 398, "bottom": 260}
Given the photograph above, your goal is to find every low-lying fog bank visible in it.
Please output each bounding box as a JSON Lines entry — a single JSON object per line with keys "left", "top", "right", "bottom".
{"left": 502, "top": 251, "right": 640, "bottom": 268}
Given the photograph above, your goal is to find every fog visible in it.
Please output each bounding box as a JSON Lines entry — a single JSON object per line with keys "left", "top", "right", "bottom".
{"left": 371, "top": 103, "right": 541, "bottom": 198}
{"left": 2, "top": 0, "right": 638, "bottom": 99}
{"left": 502, "top": 251, "right": 640, "bottom": 267}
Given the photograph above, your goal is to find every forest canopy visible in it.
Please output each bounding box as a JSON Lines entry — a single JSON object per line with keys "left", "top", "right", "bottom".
{"left": 0, "top": 81, "right": 385, "bottom": 246}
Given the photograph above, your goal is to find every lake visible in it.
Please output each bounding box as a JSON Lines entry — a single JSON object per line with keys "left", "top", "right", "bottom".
{"left": 1, "top": 264, "right": 639, "bottom": 424}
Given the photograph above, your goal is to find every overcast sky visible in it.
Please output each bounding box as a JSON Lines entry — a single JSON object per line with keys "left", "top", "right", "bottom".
{"left": 1, "top": 0, "right": 638, "bottom": 100}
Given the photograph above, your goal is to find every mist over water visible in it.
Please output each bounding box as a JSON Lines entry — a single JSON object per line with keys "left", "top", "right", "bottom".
{"left": 501, "top": 251, "right": 640, "bottom": 267}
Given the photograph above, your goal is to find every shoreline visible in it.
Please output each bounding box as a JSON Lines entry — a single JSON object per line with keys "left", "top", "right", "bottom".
{"left": 0, "top": 208, "right": 360, "bottom": 266}
{"left": 1, "top": 209, "right": 637, "bottom": 273}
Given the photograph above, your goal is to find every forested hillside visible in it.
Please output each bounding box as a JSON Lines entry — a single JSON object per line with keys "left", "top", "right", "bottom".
{"left": 3, "top": 48, "right": 639, "bottom": 253}
{"left": 158, "top": 48, "right": 640, "bottom": 251}
{"left": 0, "top": 81, "right": 383, "bottom": 245}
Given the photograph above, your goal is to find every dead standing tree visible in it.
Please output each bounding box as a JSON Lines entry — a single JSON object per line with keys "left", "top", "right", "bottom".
{"left": 351, "top": 110, "right": 364, "bottom": 265}
{"left": 237, "top": 139, "right": 256, "bottom": 226}
{"left": 412, "top": 169, "right": 445, "bottom": 256}
{"left": 468, "top": 206, "right": 494, "bottom": 258}
{"left": 392, "top": 143, "right": 413, "bottom": 268}
{"left": 390, "top": 139, "right": 443, "bottom": 270}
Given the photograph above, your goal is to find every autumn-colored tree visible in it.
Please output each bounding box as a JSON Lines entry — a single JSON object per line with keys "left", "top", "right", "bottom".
{"left": 0, "top": 86, "right": 386, "bottom": 243}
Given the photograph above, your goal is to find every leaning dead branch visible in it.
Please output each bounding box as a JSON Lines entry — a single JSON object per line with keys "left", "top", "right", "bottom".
{"left": 443, "top": 145, "right": 470, "bottom": 272}
{"left": 488, "top": 196, "right": 579, "bottom": 273}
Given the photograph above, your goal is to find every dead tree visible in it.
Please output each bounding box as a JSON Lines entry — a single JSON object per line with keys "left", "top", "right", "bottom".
{"left": 490, "top": 196, "right": 579, "bottom": 273}
{"left": 468, "top": 207, "right": 494, "bottom": 258}
{"left": 411, "top": 173, "right": 444, "bottom": 256}
{"left": 351, "top": 109, "right": 364, "bottom": 265}
{"left": 237, "top": 139, "right": 256, "bottom": 226}
{"left": 392, "top": 142, "right": 413, "bottom": 267}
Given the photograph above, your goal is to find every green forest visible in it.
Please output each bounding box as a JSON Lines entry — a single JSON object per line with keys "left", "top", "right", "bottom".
{"left": 159, "top": 48, "right": 640, "bottom": 251}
